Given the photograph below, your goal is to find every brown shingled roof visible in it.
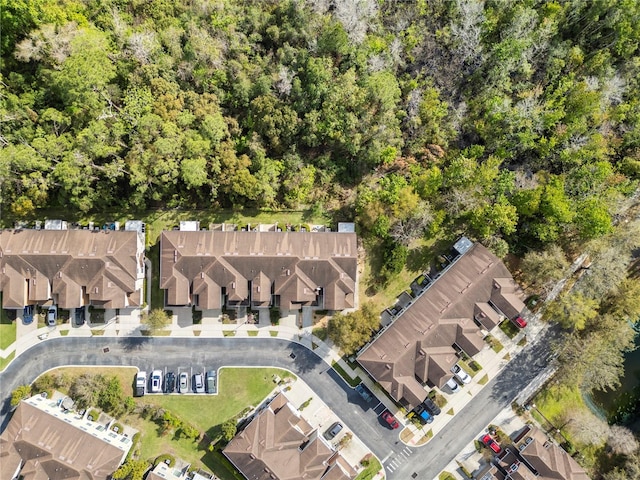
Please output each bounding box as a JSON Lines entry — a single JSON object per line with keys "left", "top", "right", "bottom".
{"left": 0, "top": 229, "right": 144, "bottom": 309}
{"left": 357, "top": 243, "right": 523, "bottom": 409}
{"left": 519, "top": 427, "right": 590, "bottom": 480}
{"left": 0, "top": 401, "right": 128, "bottom": 480}
{"left": 160, "top": 231, "right": 357, "bottom": 311}
{"left": 223, "top": 393, "right": 355, "bottom": 480}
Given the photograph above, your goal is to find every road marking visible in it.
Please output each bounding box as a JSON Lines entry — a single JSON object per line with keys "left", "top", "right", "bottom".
{"left": 381, "top": 452, "right": 393, "bottom": 463}
{"left": 404, "top": 447, "right": 412, "bottom": 455}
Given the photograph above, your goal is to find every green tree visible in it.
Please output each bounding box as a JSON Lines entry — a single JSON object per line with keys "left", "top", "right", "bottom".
{"left": 221, "top": 419, "right": 237, "bottom": 441}
{"left": 145, "top": 309, "right": 171, "bottom": 334}
{"left": 97, "top": 376, "right": 125, "bottom": 415}
{"left": 575, "top": 198, "right": 613, "bottom": 239}
{"left": 520, "top": 245, "right": 569, "bottom": 291}
{"left": 48, "top": 27, "right": 116, "bottom": 121}
{"left": 10, "top": 385, "right": 32, "bottom": 406}
{"left": 112, "top": 459, "right": 150, "bottom": 480}
{"left": 543, "top": 292, "right": 598, "bottom": 331}
{"left": 328, "top": 303, "right": 380, "bottom": 355}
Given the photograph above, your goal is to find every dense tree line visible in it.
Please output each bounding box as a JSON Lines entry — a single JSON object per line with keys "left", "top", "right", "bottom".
{"left": 1, "top": 0, "right": 638, "bottom": 257}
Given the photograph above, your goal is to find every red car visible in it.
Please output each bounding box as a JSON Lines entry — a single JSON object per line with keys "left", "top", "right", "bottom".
{"left": 382, "top": 411, "right": 400, "bottom": 429}
{"left": 482, "top": 434, "right": 502, "bottom": 454}
{"left": 511, "top": 316, "right": 527, "bottom": 328}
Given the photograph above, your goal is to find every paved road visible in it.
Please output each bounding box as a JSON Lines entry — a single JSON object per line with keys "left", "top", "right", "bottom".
{"left": 0, "top": 330, "right": 558, "bottom": 479}
{"left": 0, "top": 337, "right": 397, "bottom": 457}
{"left": 387, "top": 325, "right": 558, "bottom": 479}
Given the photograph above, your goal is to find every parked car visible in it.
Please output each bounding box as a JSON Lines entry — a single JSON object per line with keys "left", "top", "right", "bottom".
{"left": 150, "top": 370, "right": 163, "bottom": 393}
{"left": 323, "top": 422, "right": 343, "bottom": 440}
{"left": 74, "top": 307, "right": 85, "bottom": 326}
{"left": 421, "top": 397, "right": 441, "bottom": 416}
{"left": 178, "top": 372, "right": 189, "bottom": 393}
{"left": 206, "top": 370, "right": 217, "bottom": 393}
{"left": 355, "top": 383, "right": 374, "bottom": 403}
{"left": 445, "top": 377, "right": 460, "bottom": 393}
{"left": 47, "top": 305, "right": 57, "bottom": 326}
{"left": 511, "top": 316, "right": 527, "bottom": 328}
{"left": 164, "top": 372, "right": 176, "bottom": 393}
{"left": 382, "top": 411, "right": 400, "bottom": 429}
{"left": 451, "top": 364, "right": 472, "bottom": 384}
{"left": 414, "top": 405, "right": 434, "bottom": 424}
{"left": 135, "top": 371, "right": 147, "bottom": 397}
{"left": 482, "top": 434, "right": 502, "bottom": 454}
{"left": 23, "top": 305, "right": 34, "bottom": 325}
{"left": 193, "top": 373, "right": 205, "bottom": 393}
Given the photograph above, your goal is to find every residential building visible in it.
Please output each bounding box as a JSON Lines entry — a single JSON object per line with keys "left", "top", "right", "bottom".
{"left": 0, "top": 395, "right": 134, "bottom": 480}
{"left": 357, "top": 239, "right": 525, "bottom": 409}
{"left": 159, "top": 230, "right": 357, "bottom": 311}
{"left": 223, "top": 393, "right": 356, "bottom": 480}
{"left": 0, "top": 228, "right": 145, "bottom": 310}
{"left": 507, "top": 426, "right": 590, "bottom": 480}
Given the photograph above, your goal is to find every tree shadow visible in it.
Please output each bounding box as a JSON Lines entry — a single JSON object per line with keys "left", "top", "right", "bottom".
{"left": 288, "top": 344, "right": 323, "bottom": 375}
{"left": 120, "top": 336, "right": 152, "bottom": 352}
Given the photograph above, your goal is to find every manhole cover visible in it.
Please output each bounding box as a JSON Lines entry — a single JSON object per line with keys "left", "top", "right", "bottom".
{"left": 289, "top": 352, "right": 296, "bottom": 359}
{"left": 103, "top": 347, "right": 110, "bottom": 353}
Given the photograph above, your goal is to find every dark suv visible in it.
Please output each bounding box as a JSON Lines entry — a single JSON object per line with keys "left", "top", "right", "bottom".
{"left": 164, "top": 372, "right": 176, "bottom": 393}
{"left": 422, "top": 397, "right": 441, "bottom": 416}
{"left": 323, "top": 422, "right": 343, "bottom": 440}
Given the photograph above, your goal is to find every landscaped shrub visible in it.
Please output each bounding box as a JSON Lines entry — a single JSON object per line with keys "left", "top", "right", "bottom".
{"left": 270, "top": 308, "right": 280, "bottom": 325}
{"left": 153, "top": 454, "right": 176, "bottom": 467}
{"left": 111, "top": 422, "right": 124, "bottom": 433}
{"left": 88, "top": 409, "right": 100, "bottom": 421}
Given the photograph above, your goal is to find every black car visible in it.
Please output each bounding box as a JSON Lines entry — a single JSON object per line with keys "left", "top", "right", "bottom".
{"left": 422, "top": 397, "right": 441, "bottom": 416}
{"left": 75, "top": 307, "right": 86, "bottom": 326}
{"left": 164, "top": 372, "right": 176, "bottom": 393}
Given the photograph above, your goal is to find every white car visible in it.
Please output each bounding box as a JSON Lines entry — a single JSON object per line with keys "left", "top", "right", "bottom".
{"left": 179, "top": 372, "right": 189, "bottom": 393}
{"left": 445, "top": 377, "right": 460, "bottom": 393}
{"left": 47, "top": 306, "right": 57, "bottom": 326}
{"left": 193, "top": 373, "right": 205, "bottom": 393}
{"left": 150, "top": 370, "right": 163, "bottom": 393}
{"left": 451, "top": 364, "right": 472, "bottom": 384}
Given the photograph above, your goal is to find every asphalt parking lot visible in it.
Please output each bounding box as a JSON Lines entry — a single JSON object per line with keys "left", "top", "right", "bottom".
{"left": 137, "top": 363, "right": 217, "bottom": 395}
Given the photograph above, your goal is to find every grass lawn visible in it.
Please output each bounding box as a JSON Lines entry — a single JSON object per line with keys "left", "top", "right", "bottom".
{"left": 357, "top": 231, "right": 461, "bottom": 314}
{"left": 0, "top": 352, "right": 15, "bottom": 371}
{"left": 0, "top": 320, "right": 16, "bottom": 350}
{"left": 499, "top": 319, "right": 519, "bottom": 339}
{"left": 40, "top": 366, "right": 138, "bottom": 397}
{"left": 439, "top": 472, "right": 456, "bottom": 480}
{"left": 5, "top": 207, "right": 330, "bottom": 247}
{"left": 485, "top": 335, "right": 504, "bottom": 353}
{"left": 533, "top": 384, "right": 603, "bottom": 471}
{"left": 331, "top": 361, "right": 361, "bottom": 387}
{"left": 0, "top": 293, "right": 17, "bottom": 350}
{"left": 354, "top": 457, "right": 382, "bottom": 480}
{"left": 534, "top": 384, "right": 588, "bottom": 424}
{"left": 130, "top": 368, "right": 294, "bottom": 477}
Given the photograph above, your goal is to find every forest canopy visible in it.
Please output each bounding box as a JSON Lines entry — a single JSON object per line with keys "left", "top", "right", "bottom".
{"left": 2, "top": 0, "right": 640, "bottom": 255}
